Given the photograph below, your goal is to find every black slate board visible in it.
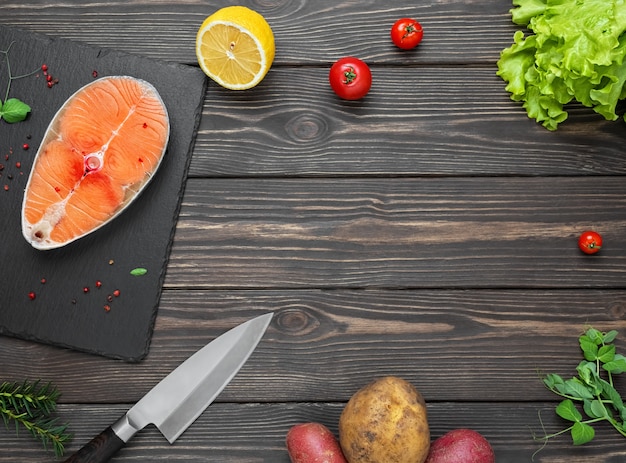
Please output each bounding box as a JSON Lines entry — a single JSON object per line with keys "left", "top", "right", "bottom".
{"left": 0, "top": 25, "right": 207, "bottom": 361}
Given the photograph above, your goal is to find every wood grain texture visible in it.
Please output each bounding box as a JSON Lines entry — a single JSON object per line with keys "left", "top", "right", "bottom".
{"left": 191, "top": 67, "right": 626, "bottom": 177}
{"left": 166, "top": 177, "right": 626, "bottom": 289}
{"left": 1, "top": 289, "right": 625, "bottom": 403}
{"left": 1, "top": 402, "right": 626, "bottom": 463}
{"left": 0, "top": 0, "right": 517, "bottom": 65}
{"left": 1, "top": 0, "right": 626, "bottom": 461}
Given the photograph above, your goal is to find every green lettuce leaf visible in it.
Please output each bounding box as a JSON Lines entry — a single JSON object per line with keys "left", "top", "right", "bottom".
{"left": 497, "top": 0, "right": 626, "bottom": 130}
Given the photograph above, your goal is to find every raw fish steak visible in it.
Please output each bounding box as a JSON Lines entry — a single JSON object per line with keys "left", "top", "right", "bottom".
{"left": 21, "top": 76, "right": 170, "bottom": 250}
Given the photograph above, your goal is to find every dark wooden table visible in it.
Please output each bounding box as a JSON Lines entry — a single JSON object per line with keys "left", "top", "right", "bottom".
{"left": 2, "top": 1, "right": 626, "bottom": 462}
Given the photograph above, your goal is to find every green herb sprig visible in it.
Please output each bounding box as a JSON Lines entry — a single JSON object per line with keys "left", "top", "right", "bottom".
{"left": 0, "top": 380, "right": 72, "bottom": 457}
{"left": 535, "top": 327, "right": 626, "bottom": 453}
{"left": 0, "top": 41, "right": 39, "bottom": 123}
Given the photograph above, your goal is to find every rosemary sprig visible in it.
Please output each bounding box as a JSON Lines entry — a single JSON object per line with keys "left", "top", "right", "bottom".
{"left": 0, "top": 380, "right": 72, "bottom": 457}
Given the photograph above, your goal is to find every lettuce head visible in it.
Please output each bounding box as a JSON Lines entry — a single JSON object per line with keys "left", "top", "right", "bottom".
{"left": 497, "top": 0, "right": 626, "bottom": 130}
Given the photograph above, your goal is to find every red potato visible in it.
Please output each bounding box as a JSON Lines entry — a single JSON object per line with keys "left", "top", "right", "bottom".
{"left": 286, "top": 422, "right": 348, "bottom": 463}
{"left": 425, "top": 429, "right": 495, "bottom": 463}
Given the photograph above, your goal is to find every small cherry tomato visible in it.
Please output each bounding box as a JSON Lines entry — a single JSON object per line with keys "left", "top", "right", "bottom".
{"left": 391, "top": 18, "right": 423, "bottom": 50}
{"left": 329, "top": 56, "right": 372, "bottom": 100}
{"left": 578, "top": 230, "right": 602, "bottom": 254}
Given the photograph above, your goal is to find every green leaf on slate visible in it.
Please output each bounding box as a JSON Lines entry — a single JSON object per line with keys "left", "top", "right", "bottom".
{"left": 0, "top": 98, "right": 31, "bottom": 123}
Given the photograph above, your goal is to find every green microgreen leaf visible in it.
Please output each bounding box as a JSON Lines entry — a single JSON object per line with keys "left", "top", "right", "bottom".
{"left": 576, "top": 361, "right": 603, "bottom": 394}
{"left": 604, "top": 355, "right": 626, "bottom": 374}
{"left": 589, "top": 400, "right": 607, "bottom": 420}
{"left": 604, "top": 330, "right": 619, "bottom": 344}
{"left": 543, "top": 373, "right": 564, "bottom": 390}
{"left": 576, "top": 361, "right": 594, "bottom": 384}
{"left": 602, "top": 381, "right": 624, "bottom": 411}
{"left": 130, "top": 267, "right": 148, "bottom": 276}
{"left": 535, "top": 326, "right": 626, "bottom": 457}
{"left": 580, "top": 337, "right": 599, "bottom": 361}
{"left": 571, "top": 421, "right": 595, "bottom": 445}
{"left": 583, "top": 399, "right": 600, "bottom": 419}
{"left": 0, "top": 41, "right": 39, "bottom": 124}
{"left": 561, "top": 378, "right": 594, "bottom": 400}
{"left": 556, "top": 399, "right": 582, "bottom": 422}
{"left": 585, "top": 328, "right": 605, "bottom": 345}
{"left": 598, "top": 344, "right": 616, "bottom": 363}
{"left": 0, "top": 97, "right": 30, "bottom": 123}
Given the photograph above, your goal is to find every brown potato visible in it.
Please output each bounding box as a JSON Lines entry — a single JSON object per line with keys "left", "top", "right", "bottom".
{"left": 339, "top": 376, "right": 430, "bottom": 463}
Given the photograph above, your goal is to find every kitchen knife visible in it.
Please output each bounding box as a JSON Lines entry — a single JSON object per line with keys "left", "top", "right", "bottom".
{"left": 63, "top": 312, "right": 273, "bottom": 463}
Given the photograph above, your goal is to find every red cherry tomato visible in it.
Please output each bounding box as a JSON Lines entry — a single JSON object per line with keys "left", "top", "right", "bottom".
{"left": 329, "top": 57, "right": 372, "bottom": 100}
{"left": 391, "top": 18, "right": 423, "bottom": 50}
{"left": 578, "top": 230, "right": 602, "bottom": 254}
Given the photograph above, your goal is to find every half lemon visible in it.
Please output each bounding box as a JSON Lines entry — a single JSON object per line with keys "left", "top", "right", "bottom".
{"left": 195, "top": 6, "right": 275, "bottom": 90}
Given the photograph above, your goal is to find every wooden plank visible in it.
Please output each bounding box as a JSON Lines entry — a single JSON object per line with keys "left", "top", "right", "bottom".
{"left": 191, "top": 67, "right": 626, "bottom": 177}
{"left": 4, "top": 7, "right": 626, "bottom": 178}
{"left": 165, "top": 177, "right": 626, "bottom": 289}
{"left": 1, "top": 289, "right": 625, "bottom": 403}
{"left": 1, "top": 402, "right": 624, "bottom": 462}
{"left": 1, "top": 2, "right": 625, "bottom": 463}
{"left": 0, "top": 0, "right": 520, "bottom": 65}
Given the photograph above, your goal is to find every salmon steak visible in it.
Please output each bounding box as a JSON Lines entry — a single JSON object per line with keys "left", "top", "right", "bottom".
{"left": 21, "top": 76, "right": 170, "bottom": 250}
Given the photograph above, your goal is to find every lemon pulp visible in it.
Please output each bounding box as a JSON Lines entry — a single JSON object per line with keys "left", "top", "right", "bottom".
{"left": 196, "top": 6, "right": 275, "bottom": 90}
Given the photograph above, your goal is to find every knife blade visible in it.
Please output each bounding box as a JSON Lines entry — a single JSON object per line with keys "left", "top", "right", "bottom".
{"left": 63, "top": 312, "right": 273, "bottom": 463}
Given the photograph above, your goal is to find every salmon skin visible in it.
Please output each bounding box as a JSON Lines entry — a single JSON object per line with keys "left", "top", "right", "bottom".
{"left": 21, "top": 76, "right": 170, "bottom": 250}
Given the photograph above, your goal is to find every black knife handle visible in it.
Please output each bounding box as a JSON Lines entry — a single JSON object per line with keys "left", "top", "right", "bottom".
{"left": 63, "top": 426, "right": 126, "bottom": 463}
